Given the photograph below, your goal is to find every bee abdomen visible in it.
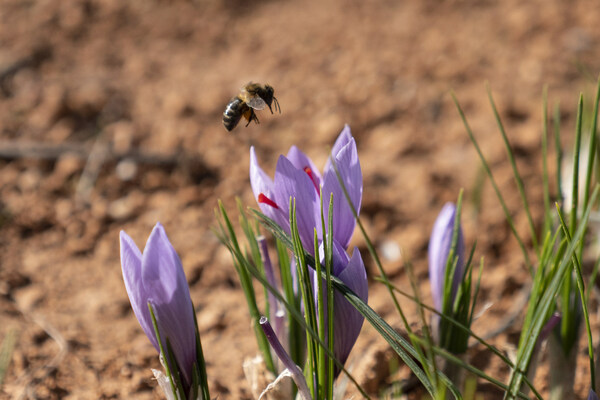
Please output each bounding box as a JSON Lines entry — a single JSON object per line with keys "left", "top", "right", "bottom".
{"left": 223, "top": 97, "right": 244, "bottom": 132}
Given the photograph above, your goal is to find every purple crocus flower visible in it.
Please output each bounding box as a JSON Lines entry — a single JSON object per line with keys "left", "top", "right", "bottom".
{"left": 312, "top": 239, "right": 368, "bottom": 377}
{"left": 250, "top": 126, "right": 366, "bottom": 377}
{"left": 250, "top": 125, "right": 362, "bottom": 255}
{"left": 428, "top": 202, "right": 465, "bottom": 313}
{"left": 120, "top": 223, "right": 197, "bottom": 389}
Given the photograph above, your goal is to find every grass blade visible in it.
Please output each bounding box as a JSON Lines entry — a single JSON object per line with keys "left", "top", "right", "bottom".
{"left": 215, "top": 201, "right": 276, "bottom": 373}
{"left": 505, "top": 186, "right": 599, "bottom": 398}
{"left": 486, "top": 83, "right": 539, "bottom": 254}
{"left": 555, "top": 204, "right": 595, "bottom": 391}
{"left": 0, "top": 330, "right": 16, "bottom": 389}
{"left": 451, "top": 91, "right": 533, "bottom": 275}
{"left": 582, "top": 77, "right": 600, "bottom": 213}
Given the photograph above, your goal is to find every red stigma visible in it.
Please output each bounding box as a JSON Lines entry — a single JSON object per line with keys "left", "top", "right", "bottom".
{"left": 303, "top": 167, "right": 320, "bottom": 193}
{"left": 258, "top": 193, "right": 279, "bottom": 209}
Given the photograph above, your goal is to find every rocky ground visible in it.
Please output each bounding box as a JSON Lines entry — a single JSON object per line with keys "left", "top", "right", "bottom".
{"left": 1, "top": 0, "right": 600, "bottom": 398}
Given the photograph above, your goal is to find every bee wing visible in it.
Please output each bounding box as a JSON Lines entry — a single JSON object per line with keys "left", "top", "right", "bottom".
{"left": 246, "top": 96, "right": 267, "bottom": 110}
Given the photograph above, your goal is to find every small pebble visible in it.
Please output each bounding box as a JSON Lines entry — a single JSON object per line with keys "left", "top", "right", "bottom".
{"left": 116, "top": 159, "right": 138, "bottom": 181}
{"left": 380, "top": 239, "right": 401, "bottom": 262}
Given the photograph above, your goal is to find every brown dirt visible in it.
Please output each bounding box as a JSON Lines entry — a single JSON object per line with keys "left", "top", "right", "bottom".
{"left": 1, "top": 0, "right": 600, "bottom": 398}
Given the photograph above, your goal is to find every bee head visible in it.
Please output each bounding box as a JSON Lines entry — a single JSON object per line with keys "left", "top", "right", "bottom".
{"left": 261, "top": 85, "right": 279, "bottom": 114}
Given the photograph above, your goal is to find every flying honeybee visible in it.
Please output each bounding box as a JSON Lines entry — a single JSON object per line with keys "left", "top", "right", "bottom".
{"left": 222, "top": 82, "right": 281, "bottom": 131}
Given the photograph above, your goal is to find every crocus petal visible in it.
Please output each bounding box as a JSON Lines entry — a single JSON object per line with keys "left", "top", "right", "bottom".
{"left": 120, "top": 231, "right": 158, "bottom": 351}
{"left": 333, "top": 246, "right": 367, "bottom": 371}
{"left": 324, "top": 125, "right": 354, "bottom": 173}
{"left": 250, "top": 147, "right": 289, "bottom": 227}
{"left": 428, "top": 203, "right": 465, "bottom": 312}
{"left": 142, "top": 223, "right": 197, "bottom": 387}
{"left": 321, "top": 137, "right": 362, "bottom": 248}
{"left": 258, "top": 236, "right": 286, "bottom": 344}
{"left": 250, "top": 147, "right": 275, "bottom": 200}
{"left": 539, "top": 312, "right": 561, "bottom": 343}
{"left": 286, "top": 145, "right": 322, "bottom": 191}
{"left": 274, "top": 155, "right": 321, "bottom": 255}
{"left": 310, "top": 240, "right": 351, "bottom": 315}
{"left": 312, "top": 240, "right": 367, "bottom": 377}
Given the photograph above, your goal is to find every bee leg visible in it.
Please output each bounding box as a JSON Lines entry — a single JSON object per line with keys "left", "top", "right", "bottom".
{"left": 245, "top": 109, "right": 260, "bottom": 127}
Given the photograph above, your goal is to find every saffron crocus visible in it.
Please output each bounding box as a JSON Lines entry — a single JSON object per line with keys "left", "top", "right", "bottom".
{"left": 250, "top": 125, "right": 367, "bottom": 377}
{"left": 120, "top": 223, "right": 197, "bottom": 391}
{"left": 250, "top": 125, "right": 362, "bottom": 255}
{"left": 312, "top": 239, "right": 368, "bottom": 377}
{"left": 428, "top": 202, "right": 465, "bottom": 313}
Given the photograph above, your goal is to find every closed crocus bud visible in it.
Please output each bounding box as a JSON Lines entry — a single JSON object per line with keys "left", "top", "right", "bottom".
{"left": 428, "top": 203, "right": 465, "bottom": 313}
{"left": 120, "top": 223, "right": 197, "bottom": 390}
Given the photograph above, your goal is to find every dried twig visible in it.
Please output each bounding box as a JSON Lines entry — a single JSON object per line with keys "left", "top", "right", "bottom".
{"left": 75, "top": 136, "right": 110, "bottom": 207}
{"left": 0, "top": 140, "right": 182, "bottom": 166}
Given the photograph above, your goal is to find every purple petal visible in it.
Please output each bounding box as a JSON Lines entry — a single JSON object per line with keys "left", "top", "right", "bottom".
{"left": 250, "top": 147, "right": 289, "bottom": 227}
{"left": 312, "top": 241, "right": 367, "bottom": 377}
{"left": 324, "top": 125, "right": 354, "bottom": 173}
{"left": 274, "top": 155, "right": 321, "bottom": 255}
{"left": 309, "top": 240, "right": 350, "bottom": 323}
{"left": 286, "top": 145, "right": 322, "bottom": 188}
{"left": 428, "top": 203, "right": 465, "bottom": 312}
{"left": 322, "top": 137, "right": 362, "bottom": 248}
{"left": 259, "top": 236, "right": 286, "bottom": 343}
{"left": 141, "top": 223, "right": 197, "bottom": 387}
{"left": 120, "top": 231, "right": 158, "bottom": 351}
{"left": 539, "top": 312, "right": 561, "bottom": 343}
{"left": 328, "top": 237, "right": 351, "bottom": 277}
{"left": 333, "top": 246, "right": 367, "bottom": 369}
{"left": 250, "top": 147, "right": 275, "bottom": 201}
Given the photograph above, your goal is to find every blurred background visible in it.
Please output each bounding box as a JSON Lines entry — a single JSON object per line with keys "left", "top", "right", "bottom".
{"left": 1, "top": 0, "right": 599, "bottom": 398}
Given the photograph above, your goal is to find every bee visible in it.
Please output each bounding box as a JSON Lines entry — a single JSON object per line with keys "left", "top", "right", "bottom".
{"left": 222, "top": 82, "right": 281, "bottom": 131}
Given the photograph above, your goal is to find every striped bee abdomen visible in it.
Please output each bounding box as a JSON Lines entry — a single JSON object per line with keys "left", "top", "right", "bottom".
{"left": 222, "top": 97, "right": 245, "bottom": 132}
